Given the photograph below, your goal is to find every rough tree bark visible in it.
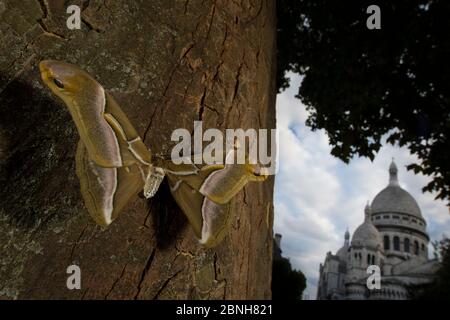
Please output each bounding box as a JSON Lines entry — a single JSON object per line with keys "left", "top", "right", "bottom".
{"left": 0, "top": 0, "right": 276, "bottom": 299}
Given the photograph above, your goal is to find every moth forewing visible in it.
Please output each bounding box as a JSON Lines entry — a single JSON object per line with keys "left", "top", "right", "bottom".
{"left": 199, "top": 164, "right": 249, "bottom": 204}
{"left": 179, "top": 164, "right": 225, "bottom": 192}
{"left": 198, "top": 147, "right": 269, "bottom": 204}
{"left": 69, "top": 85, "right": 123, "bottom": 168}
{"left": 200, "top": 198, "right": 234, "bottom": 248}
{"left": 76, "top": 140, "right": 117, "bottom": 227}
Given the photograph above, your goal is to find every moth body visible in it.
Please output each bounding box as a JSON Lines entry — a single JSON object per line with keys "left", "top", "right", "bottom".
{"left": 143, "top": 165, "right": 165, "bottom": 199}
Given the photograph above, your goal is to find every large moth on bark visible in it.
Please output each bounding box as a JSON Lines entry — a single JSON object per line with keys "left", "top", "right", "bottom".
{"left": 39, "top": 60, "right": 268, "bottom": 247}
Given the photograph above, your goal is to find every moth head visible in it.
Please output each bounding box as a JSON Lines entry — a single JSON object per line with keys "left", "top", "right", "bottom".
{"left": 39, "top": 60, "right": 99, "bottom": 102}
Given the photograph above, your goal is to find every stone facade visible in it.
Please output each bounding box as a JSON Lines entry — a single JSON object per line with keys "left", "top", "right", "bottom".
{"left": 317, "top": 160, "right": 440, "bottom": 300}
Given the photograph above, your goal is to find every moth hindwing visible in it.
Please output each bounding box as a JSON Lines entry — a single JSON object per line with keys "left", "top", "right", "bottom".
{"left": 75, "top": 140, "right": 144, "bottom": 227}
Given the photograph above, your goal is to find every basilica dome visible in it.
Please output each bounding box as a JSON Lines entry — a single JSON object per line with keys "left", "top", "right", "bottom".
{"left": 371, "top": 161, "right": 423, "bottom": 219}
{"left": 351, "top": 204, "right": 382, "bottom": 250}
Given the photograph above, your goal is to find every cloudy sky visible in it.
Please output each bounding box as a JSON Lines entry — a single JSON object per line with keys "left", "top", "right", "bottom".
{"left": 274, "top": 74, "right": 450, "bottom": 300}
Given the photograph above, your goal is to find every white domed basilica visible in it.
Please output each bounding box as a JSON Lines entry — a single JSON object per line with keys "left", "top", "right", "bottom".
{"left": 317, "top": 160, "right": 440, "bottom": 300}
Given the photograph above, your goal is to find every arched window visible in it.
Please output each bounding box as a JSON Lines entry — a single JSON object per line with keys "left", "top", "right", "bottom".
{"left": 421, "top": 243, "right": 425, "bottom": 251}
{"left": 414, "top": 241, "right": 419, "bottom": 255}
{"left": 367, "top": 254, "right": 371, "bottom": 265}
{"left": 393, "top": 236, "right": 400, "bottom": 251}
{"left": 371, "top": 255, "right": 375, "bottom": 265}
{"left": 384, "top": 235, "right": 390, "bottom": 250}
{"left": 404, "top": 238, "right": 410, "bottom": 253}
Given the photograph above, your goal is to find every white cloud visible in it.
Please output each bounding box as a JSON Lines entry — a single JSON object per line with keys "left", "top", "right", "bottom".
{"left": 274, "top": 74, "right": 450, "bottom": 299}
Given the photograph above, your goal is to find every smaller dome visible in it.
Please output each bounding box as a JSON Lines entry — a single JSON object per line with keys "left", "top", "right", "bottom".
{"left": 351, "top": 204, "right": 383, "bottom": 250}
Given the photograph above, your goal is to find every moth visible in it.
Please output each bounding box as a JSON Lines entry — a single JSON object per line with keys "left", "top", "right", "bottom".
{"left": 39, "top": 60, "right": 269, "bottom": 247}
{"left": 39, "top": 60, "right": 163, "bottom": 227}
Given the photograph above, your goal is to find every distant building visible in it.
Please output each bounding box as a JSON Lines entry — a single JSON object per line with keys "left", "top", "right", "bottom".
{"left": 273, "top": 233, "right": 283, "bottom": 260}
{"left": 272, "top": 233, "right": 307, "bottom": 299}
{"left": 317, "top": 160, "right": 440, "bottom": 300}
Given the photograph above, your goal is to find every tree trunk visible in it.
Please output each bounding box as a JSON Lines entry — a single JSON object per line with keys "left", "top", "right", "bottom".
{"left": 0, "top": 0, "right": 276, "bottom": 299}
